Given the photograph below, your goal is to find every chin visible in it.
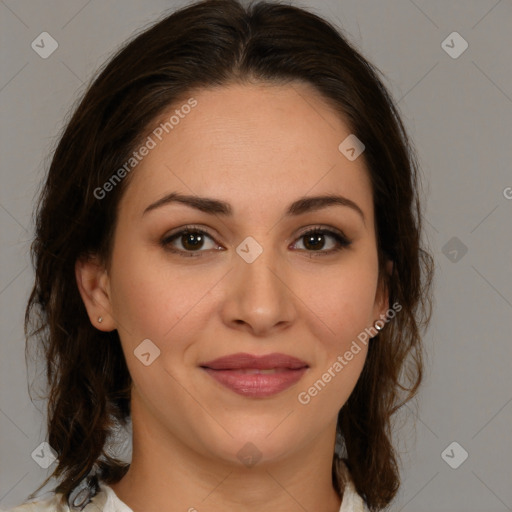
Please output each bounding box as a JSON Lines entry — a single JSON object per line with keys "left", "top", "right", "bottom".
{"left": 200, "top": 428, "right": 301, "bottom": 469}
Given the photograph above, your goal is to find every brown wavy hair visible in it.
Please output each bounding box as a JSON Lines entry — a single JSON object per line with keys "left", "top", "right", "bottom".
{"left": 25, "top": 0, "right": 434, "bottom": 510}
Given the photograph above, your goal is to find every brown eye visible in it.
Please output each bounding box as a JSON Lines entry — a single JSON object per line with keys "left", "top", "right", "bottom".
{"left": 293, "top": 228, "right": 352, "bottom": 256}
{"left": 178, "top": 231, "right": 206, "bottom": 251}
{"left": 160, "top": 225, "right": 351, "bottom": 258}
{"left": 161, "top": 227, "right": 220, "bottom": 257}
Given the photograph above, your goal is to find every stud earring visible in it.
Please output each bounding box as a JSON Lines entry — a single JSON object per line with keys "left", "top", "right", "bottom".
{"left": 372, "top": 320, "right": 385, "bottom": 338}
{"left": 372, "top": 320, "right": 384, "bottom": 339}
{"left": 98, "top": 317, "right": 103, "bottom": 323}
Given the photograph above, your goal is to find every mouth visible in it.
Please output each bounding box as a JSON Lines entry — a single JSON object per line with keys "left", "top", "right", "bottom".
{"left": 199, "top": 352, "right": 309, "bottom": 398}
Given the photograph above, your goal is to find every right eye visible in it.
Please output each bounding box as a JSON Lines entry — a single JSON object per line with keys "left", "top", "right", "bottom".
{"left": 160, "top": 226, "right": 223, "bottom": 257}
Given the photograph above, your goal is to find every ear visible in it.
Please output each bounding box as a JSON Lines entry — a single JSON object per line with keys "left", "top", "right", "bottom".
{"left": 373, "top": 259, "right": 393, "bottom": 320}
{"left": 75, "top": 255, "right": 115, "bottom": 331}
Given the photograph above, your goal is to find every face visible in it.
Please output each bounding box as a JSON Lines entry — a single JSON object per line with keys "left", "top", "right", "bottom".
{"left": 77, "top": 81, "right": 389, "bottom": 467}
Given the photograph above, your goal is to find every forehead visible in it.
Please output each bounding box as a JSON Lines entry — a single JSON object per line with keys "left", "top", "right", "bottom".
{"left": 119, "top": 81, "right": 374, "bottom": 224}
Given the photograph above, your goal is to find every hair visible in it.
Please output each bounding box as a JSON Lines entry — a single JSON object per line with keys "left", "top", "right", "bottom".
{"left": 24, "top": 0, "right": 434, "bottom": 510}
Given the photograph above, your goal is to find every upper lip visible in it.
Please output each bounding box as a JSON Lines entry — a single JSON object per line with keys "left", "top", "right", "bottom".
{"left": 200, "top": 352, "right": 309, "bottom": 370}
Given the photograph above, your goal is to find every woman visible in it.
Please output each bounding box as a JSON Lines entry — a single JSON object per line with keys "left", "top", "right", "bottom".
{"left": 7, "top": 0, "right": 434, "bottom": 510}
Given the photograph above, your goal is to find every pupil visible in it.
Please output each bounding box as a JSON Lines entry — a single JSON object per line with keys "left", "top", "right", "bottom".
{"left": 183, "top": 233, "right": 203, "bottom": 250}
{"left": 305, "top": 234, "right": 324, "bottom": 250}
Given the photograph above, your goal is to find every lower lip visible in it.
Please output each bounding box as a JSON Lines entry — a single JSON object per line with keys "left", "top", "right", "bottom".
{"left": 202, "top": 367, "right": 308, "bottom": 398}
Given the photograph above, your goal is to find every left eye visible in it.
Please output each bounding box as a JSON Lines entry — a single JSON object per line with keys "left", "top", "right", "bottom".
{"left": 292, "top": 228, "right": 351, "bottom": 254}
{"left": 160, "top": 226, "right": 351, "bottom": 257}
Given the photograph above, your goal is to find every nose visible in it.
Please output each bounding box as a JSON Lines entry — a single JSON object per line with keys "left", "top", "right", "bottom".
{"left": 220, "top": 244, "right": 297, "bottom": 337}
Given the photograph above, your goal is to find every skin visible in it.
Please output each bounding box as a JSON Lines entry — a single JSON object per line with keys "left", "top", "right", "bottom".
{"left": 76, "top": 81, "right": 391, "bottom": 512}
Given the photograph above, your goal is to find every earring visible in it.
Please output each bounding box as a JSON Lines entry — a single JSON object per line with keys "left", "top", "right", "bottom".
{"left": 372, "top": 321, "right": 384, "bottom": 337}
{"left": 98, "top": 317, "right": 103, "bottom": 323}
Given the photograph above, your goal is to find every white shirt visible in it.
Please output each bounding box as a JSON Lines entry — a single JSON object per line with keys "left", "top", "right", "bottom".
{"left": 1, "top": 461, "right": 369, "bottom": 512}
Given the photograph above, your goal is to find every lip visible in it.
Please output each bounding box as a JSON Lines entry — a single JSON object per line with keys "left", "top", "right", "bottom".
{"left": 200, "top": 352, "right": 309, "bottom": 398}
{"left": 200, "top": 352, "right": 308, "bottom": 370}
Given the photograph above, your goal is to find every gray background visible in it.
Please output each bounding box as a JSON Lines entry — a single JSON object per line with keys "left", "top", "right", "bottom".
{"left": 1, "top": 0, "right": 511, "bottom": 510}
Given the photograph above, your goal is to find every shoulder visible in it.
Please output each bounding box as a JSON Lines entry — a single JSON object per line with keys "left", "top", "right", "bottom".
{"left": 337, "top": 458, "right": 371, "bottom": 512}
{"left": 0, "top": 493, "right": 70, "bottom": 512}
{"left": 3, "top": 474, "right": 366, "bottom": 512}
{"left": 0, "top": 482, "right": 113, "bottom": 512}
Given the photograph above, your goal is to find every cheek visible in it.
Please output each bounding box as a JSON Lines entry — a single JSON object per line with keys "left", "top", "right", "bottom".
{"left": 299, "top": 259, "right": 379, "bottom": 348}
{"left": 108, "top": 243, "right": 211, "bottom": 342}
{"left": 110, "top": 247, "right": 182, "bottom": 344}
{"left": 297, "top": 272, "right": 373, "bottom": 413}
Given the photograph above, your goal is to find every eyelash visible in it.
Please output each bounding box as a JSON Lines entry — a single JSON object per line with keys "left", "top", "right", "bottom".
{"left": 160, "top": 224, "right": 352, "bottom": 258}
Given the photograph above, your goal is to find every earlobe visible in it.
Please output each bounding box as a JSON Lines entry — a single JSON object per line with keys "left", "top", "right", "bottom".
{"left": 75, "top": 256, "right": 115, "bottom": 331}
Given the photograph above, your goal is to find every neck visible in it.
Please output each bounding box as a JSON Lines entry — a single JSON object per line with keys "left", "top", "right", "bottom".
{"left": 110, "top": 402, "right": 342, "bottom": 512}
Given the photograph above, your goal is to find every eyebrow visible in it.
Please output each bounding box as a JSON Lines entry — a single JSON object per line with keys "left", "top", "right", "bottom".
{"left": 142, "top": 192, "right": 365, "bottom": 225}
